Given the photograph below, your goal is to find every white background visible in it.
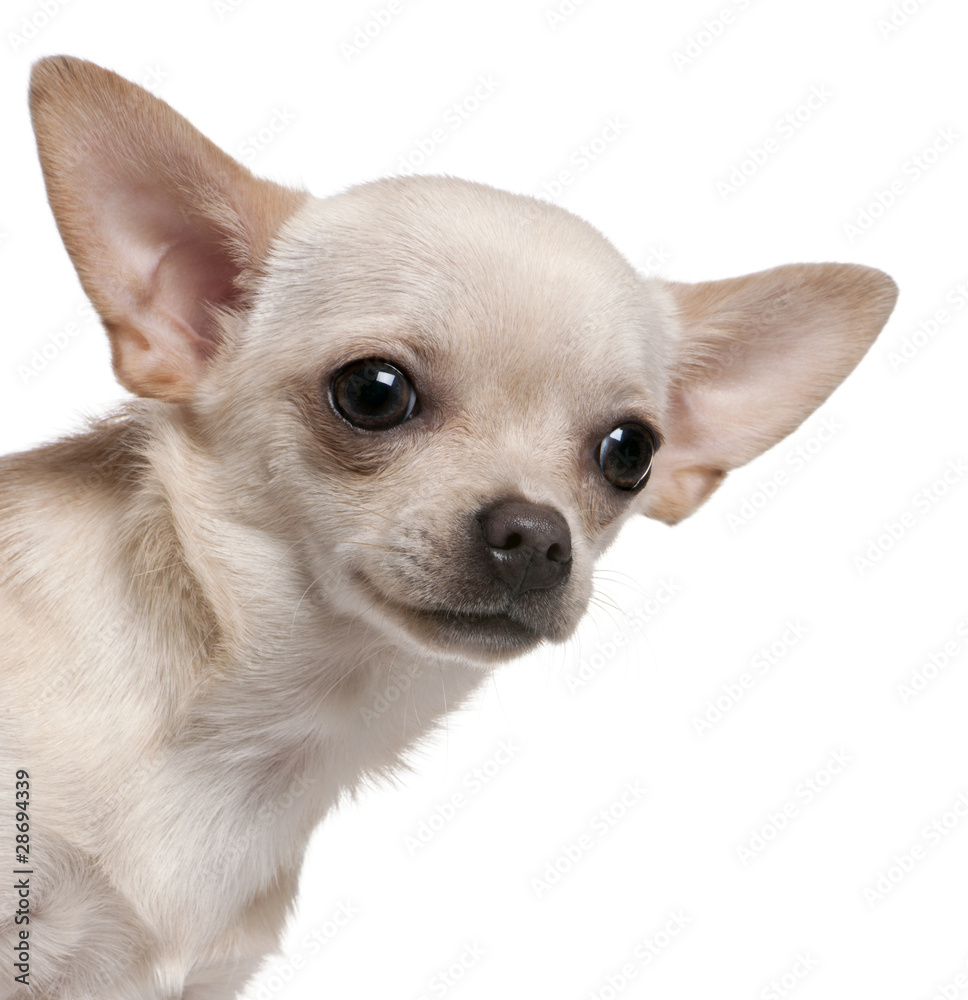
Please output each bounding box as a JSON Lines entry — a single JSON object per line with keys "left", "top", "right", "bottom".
{"left": 2, "top": 1, "right": 967, "bottom": 998}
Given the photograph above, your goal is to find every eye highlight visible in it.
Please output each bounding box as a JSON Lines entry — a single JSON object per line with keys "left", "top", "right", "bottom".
{"left": 330, "top": 359, "right": 418, "bottom": 430}
{"left": 598, "top": 422, "right": 658, "bottom": 490}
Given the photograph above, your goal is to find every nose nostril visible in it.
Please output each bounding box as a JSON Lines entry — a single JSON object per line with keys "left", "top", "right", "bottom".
{"left": 478, "top": 500, "right": 572, "bottom": 592}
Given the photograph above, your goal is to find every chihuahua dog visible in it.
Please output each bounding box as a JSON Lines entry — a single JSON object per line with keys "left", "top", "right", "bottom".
{"left": 0, "top": 56, "right": 896, "bottom": 998}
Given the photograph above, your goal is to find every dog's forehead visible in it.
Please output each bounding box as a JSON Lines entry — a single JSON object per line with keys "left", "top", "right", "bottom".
{"left": 266, "top": 176, "right": 671, "bottom": 412}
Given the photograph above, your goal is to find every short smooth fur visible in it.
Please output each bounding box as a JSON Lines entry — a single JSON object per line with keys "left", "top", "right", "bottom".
{"left": 0, "top": 58, "right": 896, "bottom": 998}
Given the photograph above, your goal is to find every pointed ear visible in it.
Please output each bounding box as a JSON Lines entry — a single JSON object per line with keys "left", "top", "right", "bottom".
{"left": 641, "top": 263, "right": 898, "bottom": 525}
{"left": 29, "top": 56, "right": 306, "bottom": 402}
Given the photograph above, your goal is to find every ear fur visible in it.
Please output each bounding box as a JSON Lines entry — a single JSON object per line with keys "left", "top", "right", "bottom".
{"left": 642, "top": 263, "right": 898, "bottom": 524}
{"left": 29, "top": 56, "right": 306, "bottom": 402}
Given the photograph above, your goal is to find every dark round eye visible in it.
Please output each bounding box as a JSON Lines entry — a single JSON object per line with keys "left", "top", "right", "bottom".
{"left": 330, "top": 359, "right": 417, "bottom": 430}
{"left": 599, "top": 422, "right": 658, "bottom": 490}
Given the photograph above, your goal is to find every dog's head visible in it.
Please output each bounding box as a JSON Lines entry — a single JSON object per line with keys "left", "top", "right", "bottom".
{"left": 29, "top": 57, "right": 897, "bottom": 665}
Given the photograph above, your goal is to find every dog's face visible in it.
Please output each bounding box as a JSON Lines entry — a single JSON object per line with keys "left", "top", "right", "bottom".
{"left": 28, "top": 58, "right": 898, "bottom": 668}
{"left": 201, "top": 180, "right": 673, "bottom": 663}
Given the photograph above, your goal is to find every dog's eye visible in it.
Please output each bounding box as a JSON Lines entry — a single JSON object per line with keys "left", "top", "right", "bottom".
{"left": 598, "top": 422, "right": 658, "bottom": 490}
{"left": 331, "top": 359, "right": 418, "bottom": 430}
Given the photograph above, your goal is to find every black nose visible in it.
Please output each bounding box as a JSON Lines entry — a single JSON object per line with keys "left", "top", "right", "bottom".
{"left": 478, "top": 501, "right": 572, "bottom": 593}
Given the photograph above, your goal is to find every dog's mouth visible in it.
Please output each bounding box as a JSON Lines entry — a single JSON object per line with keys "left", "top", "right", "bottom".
{"left": 351, "top": 573, "right": 550, "bottom": 660}
{"left": 417, "top": 606, "right": 541, "bottom": 652}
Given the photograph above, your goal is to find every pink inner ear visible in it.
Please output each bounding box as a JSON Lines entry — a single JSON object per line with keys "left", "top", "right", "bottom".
{"left": 96, "top": 180, "right": 246, "bottom": 369}
{"left": 30, "top": 56, "right": 307, "bottom": 401}
{"left": 152, "top": 234, "right": 242, "bottom": 355}
{"left": 641, "top": 262, "right": 898, "bottom": 525}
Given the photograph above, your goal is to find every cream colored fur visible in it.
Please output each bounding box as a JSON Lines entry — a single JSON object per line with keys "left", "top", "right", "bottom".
{"left": 0, "top": 57, "right": 897, "bottom": 998}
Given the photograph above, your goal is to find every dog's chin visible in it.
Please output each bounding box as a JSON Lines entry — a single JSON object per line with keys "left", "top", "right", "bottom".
{"left": 350, "top": 573, "right": 569, "bottom": 663}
